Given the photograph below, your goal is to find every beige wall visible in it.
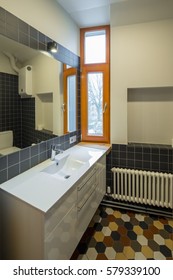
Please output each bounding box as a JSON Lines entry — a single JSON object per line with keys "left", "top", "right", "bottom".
{"left": 0, "top": 0, "right": 80, "bottom": 55}
{"left": 111, "top": 19, "right": 173, "bottom": 144}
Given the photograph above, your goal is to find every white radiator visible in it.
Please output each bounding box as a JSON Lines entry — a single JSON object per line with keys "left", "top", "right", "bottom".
{"left": 111, "top": 168, "right": 173, "bottom": 209}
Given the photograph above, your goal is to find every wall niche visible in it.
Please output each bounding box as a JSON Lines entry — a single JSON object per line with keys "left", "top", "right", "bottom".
{"left": 127, "top": 87, "right": 173, "bottom": 146}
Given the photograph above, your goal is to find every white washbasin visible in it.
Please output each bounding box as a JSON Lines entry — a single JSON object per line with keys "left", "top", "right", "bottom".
{"left": 41, "top": 149, "right": 90, "bottom": 180}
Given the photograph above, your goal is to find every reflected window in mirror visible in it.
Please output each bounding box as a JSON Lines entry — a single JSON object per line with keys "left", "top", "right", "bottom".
{"left": 63, "top": 64, "right": 77, "bottom": 134}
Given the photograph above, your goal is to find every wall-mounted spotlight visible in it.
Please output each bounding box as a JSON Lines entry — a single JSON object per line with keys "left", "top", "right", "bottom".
{"left": 47, "top": 41, "right": 58, "bottom": 53}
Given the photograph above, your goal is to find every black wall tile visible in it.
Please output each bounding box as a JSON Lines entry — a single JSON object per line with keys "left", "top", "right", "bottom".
{"left": 106, "top": 143, "right": 173, "bottom": 188}
{"left": 20, "top": 148, "right": 30, "bottom": 161}
{"left": 8, "top": 152, "right": 20, "bottom": 167}
{"left": 0, "top": 156, "right": 7, "bottom": 171}
{"left": 8, "top": 164, "right": 19, "bottom": 179}
{"left": 20, "top": 159, "right": 30, "bottom": 173}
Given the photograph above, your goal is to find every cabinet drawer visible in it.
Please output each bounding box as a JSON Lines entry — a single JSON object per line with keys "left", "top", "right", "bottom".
{"left": 77, "top": 166, "right": 96, "bottom": 191}
{"left": 44, "top": 206, "right": 77, "bottom": 260}
{"left": 77, "top": 174, "right": 96, "bottom": 206}
{"left": 44, "top": 187, "right": 77, "bottom": 238}
{"left": 77, "top": 189, "right": 97, "bottom": 241}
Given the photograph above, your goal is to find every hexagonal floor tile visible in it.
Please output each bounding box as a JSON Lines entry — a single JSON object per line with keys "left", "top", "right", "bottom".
{"left": 88, "top": 237, "right": 97, "bottom": 248}
{"left": 95, "top": 242, "right": 106, "bottom": 253}
{"left": 130, "top": 217, "right": 139, "bottom": 225}
{"left": 143, "top": 229, "right": 154, "bottom": 239}
{"left": 96, "top": 253, "right": 108, "bottom": 260}
{"left": 133, "top": 225, "right": 143, "bottom": 235}
{"left": 148, "top": 224, "right": 159, "bottom": 234}
{"left": 115, "top": 218, "right": 124, "bottom": 226}
{"left": 113, "top": 210, "right": 122, "bottom": 218}
{"left": 159, "top": 229, "right": 170, "bottom": 239}
{"left": 148, "top": 239, "right": 160, "bottom": 251}
{"left": 103, "top": 236, "right": 114, "bottom": 247}
{"left": 77, "top": 243, "right": 88, "bottom": 254}
{"left": 131, "top": 240, "right": 142, "bottom": 252}
{"left": 102, "top": 226, "right": 112, "bottom": 236}
{"left": 118, "top": 225, "right": 127, "bottom": 235}
{"left": 101, "top": 218, "right": 110, "bottom": 227}
{"left": 165, "top": 239, "right": 173, "bottom": 250}
{"left": 86, "top": 248, "right": 98, "bottom": 260}
{"left": 121, "top": 214, "right": 130, "bottom": 222}
{"left": 135, "top": 252, "right": 146, "bottom": 260}
{"left": 139, "top": 221, "right": 148, "bottom": 229}
{"left": 124, "top": 222, "right": 133, "bottom": 230}
{"left": 135, "top": 213, "right": 145, "bottom": 221}
{"left": 99, "top": 209, "right": 108, "bottom": 218}
{"left": 141, "top": 245, "right": 154, "bottom": 259}
{"left": 115, "top": 253, "right": 128, "bottom": 260}
{"left": 94, "top": 231, "right": 105, "bottom": 242}
{"left": 94, "top": 222, "right": 103, "bottom": 231}
{"left": 77, "top": 254, "right": 88, "bottom": 260}
{"left": 153, "top": 220, "right": 164, "bottom": 230}
{"left": 137, "top": 235, "right": 148, "bottom": 246}
{"left": 109, "top": 221, "right": 118, "bottom": 231}
{"left": 160, "top": 245, "right": 172, "bottom": 258}
{"left": 92, "top": 213, "right": 101, "bottom": 223}
{"left": 164, "top": 224, "right": 173, "bottom": 233}
{"left": 113, "top": 241, "right": 124, "bottom": 252}
{"left": 153, "top": 234, "right": 165, "bottom": 245}
{"left": 123, "top": 246, "right": 135, "bottom": 259}
{"left": 120, "top": 235, "right": 131, "bottom": 246}
{"left": 127, "top": 230, "right": 137, "bottom": 240}
{"left": 105, "top": 247, "right": 116, "bottom": 259}
{"left": 154, "top": 251, "right": 166, "bottom": 260}
{"left": 105, "top": 207, "right": 114, "bottom": 215}
{"left": 144, "top": 216, "right": 154, "bottom": 224}
{"left": 168, "top": 220, "right": 173, "bottom": 227}
{"left": 111, "top": 231, "right": 121, "bottom": 241}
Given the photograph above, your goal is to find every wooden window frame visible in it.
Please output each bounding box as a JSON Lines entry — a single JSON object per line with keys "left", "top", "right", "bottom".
{"left": 80, "top": 25, "right": 110, "bottom": 143}
{"left": 63, "top": 64, "right": 77, "bottom": 134}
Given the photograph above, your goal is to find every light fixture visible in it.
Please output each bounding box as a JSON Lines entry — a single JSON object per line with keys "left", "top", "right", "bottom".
{"left": 47, "top": 41, "right": 58, "bottom": 53}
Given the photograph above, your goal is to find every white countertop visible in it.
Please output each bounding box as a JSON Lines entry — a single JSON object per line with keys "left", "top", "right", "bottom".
{"left": 0, "top": 144, "right": 110, "bottom": 213}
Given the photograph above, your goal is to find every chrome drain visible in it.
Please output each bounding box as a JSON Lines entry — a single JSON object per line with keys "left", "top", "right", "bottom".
{"left": 64, "top": 175, "right": 71, "bottom": 179}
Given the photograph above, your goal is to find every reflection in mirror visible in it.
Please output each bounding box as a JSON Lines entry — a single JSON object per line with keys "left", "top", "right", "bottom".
{"left": 0, "top": 35, "right": 77, "bottom": 155}
{"left": 63, "top": 65, "right": 77, "bottom": 134}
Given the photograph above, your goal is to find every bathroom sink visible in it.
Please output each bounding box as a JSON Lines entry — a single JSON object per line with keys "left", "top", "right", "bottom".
{"left": 41, "top": 152, "right": 86, "bottom": 180}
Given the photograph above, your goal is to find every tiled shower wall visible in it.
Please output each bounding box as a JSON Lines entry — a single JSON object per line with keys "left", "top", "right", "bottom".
{"left": 0, "top": 73, "right": 22, "bottom": 147}
{"left": 106, "top": 144, "right": 173, "bottom": 189}
{"left": 0, "top": 7, "right": 81, "bottom": 184}
{"left": 0, "top": 72, "right": 56, "bottom": 148}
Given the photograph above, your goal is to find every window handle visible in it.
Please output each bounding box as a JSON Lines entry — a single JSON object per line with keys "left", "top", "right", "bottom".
{"left": 61, "top": 103, "right": 66, "bottom": 112}
{"left": 103, "top": 102, "right": 107, "bottom": 113}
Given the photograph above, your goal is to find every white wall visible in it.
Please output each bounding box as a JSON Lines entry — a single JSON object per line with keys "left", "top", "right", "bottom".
{"left": 0, "top": 53, "right": 17, "bottom": 74}
{"left": 0, "top": 0, "right": 79, "bottom": 55}
{"left": 128, "top": 87, "right": 173, "bottom": 146}
{"left": 25, "top": 53, "right": 63, "bottom": 135}
{"left": 111, "top": 19, "right": 173, "bottom": 144}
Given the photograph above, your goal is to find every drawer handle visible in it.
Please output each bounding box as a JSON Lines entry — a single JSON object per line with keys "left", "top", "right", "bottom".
{"left": 77, "top": 175, "right": 96, "bottom": 191}
{"left": 77, "top": 187, "right": 96, "bottom": 211}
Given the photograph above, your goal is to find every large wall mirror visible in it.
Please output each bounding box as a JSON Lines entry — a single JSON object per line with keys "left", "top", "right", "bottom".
{"left": 0, "top": 12, "right": 80, "bottom": 156}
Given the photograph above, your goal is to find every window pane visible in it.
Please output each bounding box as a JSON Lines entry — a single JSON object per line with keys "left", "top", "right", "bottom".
{"left": 66, "top": 64, "right": 72, "bottom": 69}
{"left": 85, "top": 30, "right": 106, "bottom": 64}
{"left": 87, "top": 72, "right": 103, "bottom": 136}
{"left": 67, "top": 75, "right": 76, "bottom": 132}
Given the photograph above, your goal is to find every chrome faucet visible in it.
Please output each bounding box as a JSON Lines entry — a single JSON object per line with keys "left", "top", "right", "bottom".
{"left": 51, "top": 144, "right": 63, "bottom": 161}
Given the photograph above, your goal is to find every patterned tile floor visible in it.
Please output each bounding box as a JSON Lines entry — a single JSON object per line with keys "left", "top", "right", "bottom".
{"left": 71, "top": 206, "right": 173, "bottom": 260}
